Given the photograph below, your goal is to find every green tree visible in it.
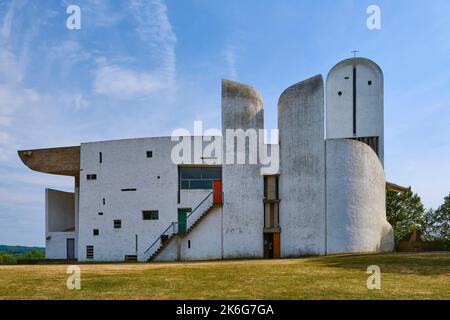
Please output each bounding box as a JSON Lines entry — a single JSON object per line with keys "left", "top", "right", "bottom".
{"left": 424, "top": 193, "right": 450, "bottom": 249}
{"left": 386, "top": 188, "right": 426, "bottom": 247}
{"left": 0, "top": 253, "right": 16, "bottom": 264}
{"left": 16, "top": 250, "right": 45, "bottom": 261}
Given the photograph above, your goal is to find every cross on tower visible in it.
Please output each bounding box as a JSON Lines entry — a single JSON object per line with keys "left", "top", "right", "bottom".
{"left": 351, "top": 50, "right": 360, "bottom": 58}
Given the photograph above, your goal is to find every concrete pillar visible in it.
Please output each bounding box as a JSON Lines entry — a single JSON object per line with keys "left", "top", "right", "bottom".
{"left": 221, "top": 80, "right": 264, "bottom": 259}
{"left": 278, "top": 75, "right": 326, "bottom": 256}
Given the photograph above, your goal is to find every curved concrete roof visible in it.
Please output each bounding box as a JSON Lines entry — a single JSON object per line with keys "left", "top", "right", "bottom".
{"left": 17, "top": 146, "right": 80, "bottom": 176}
{"left": 327, "top": 57, "right": 383, "bottom": 82}
{"left": 222, "top": 79, "right": 263, "bottom": 105}
{"left": 278, "top": 74, "right": 323, "bottom": 110}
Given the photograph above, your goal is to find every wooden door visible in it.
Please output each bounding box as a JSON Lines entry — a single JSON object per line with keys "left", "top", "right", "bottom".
{"left": 273, "top": 233, "right": 281, "bottom": 259}
{"left": 213, "top": 180, "right": 222, "bottom": 204}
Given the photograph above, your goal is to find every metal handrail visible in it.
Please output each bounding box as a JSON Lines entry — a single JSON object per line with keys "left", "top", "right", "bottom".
{"left": 186, "top": 192, "right": 223, "bottom": 228}
{"left": 144, "top": 222, "right": 174, "bottom": 254}
{"left": 187, "top": 192, "right": 211, "bottom": 220}
{"left": 187, "top": 191, "right": 223, "bottom": 220}
{"left": 143, "top": 191, "right": 223, "bottom": 257}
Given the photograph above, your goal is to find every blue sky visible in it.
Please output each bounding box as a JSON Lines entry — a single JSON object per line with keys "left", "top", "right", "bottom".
{"left": 0, "top": 0, "right": 449, "bottom": 246}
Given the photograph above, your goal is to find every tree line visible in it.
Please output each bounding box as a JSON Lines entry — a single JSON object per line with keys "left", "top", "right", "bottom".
{"left": 387, "top": 190, "right": 450, "bottom": 249}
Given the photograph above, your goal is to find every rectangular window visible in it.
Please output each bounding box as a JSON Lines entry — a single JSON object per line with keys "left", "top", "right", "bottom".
{"left": 142, "top": 210, "right": 159, "bottom": 220}
{"left": 99, "top": 152, "right": 102, "bottom": 163}
{"left": 180, "top": 167, "right": 222, "bottom": 190}
{"left": 146, "top": 151, "right": 153, "bottom": 158}
{"left": 98, "top": 212, "right": 103, "bottom": 216}
{"left": 114, "top": 220, "right": 121, "bottom": 229}
{"left": 264, "top": 175, "right": 280, "bottom": 229}
{"left": 200, "top": 167, "right": 222, "bottom": 179}
{"left": 86, "top": 246, "right": 94, "bottom": 259}
{"left": 87, "top": 174, "right": 97, "bottom": 180}
{"left": 189, "top": 180, "right": 213, "bottom": 189}
{"left": 102, "top": 198, "right": 106, "bottom": 205}
{"left": 181, "top": 167, "right": 202, "bottom": 179}
{"left": 188, "top": 240, "right": 191, "bottom": 249}
{"left": 93, "top": 229, "right": 99, "bottom": 236}
{"left": 121, "top": 188, "right": 137, "bottom": 192}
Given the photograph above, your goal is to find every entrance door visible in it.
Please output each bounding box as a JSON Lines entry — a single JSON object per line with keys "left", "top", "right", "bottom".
{"left": 263, "top": 234, "right": 274, "bottom": 259}
{"left": 178, "top": 209, "right": 189, "bottom": 234}
{"left": 67, "top": 238, "right": 75, "bottom": 260}
{"left": 273, "top": 233, "right": 280, "bottom": 259}
{"left": 213, "top": 180, "right": 222, "bottom": 204}
{"left": 263, "top": 233, "right": 280, "bottom": 259}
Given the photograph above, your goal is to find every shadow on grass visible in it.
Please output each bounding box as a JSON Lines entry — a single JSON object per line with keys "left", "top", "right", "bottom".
{"left": 316, "top": 252, "right": 450, "bottom": 276}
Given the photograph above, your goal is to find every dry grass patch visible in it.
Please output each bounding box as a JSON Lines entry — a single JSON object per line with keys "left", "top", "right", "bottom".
{"left": 0, "top": 253, "right": 449, "bottom": 300}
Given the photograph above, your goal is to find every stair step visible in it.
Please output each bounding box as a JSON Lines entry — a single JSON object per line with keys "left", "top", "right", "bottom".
{"left": 147, "top": 204, "right": 222, "bottom": 262}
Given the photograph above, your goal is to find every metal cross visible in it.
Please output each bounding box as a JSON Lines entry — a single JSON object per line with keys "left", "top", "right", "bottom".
{"left": 351, "top": 50, "right": 360, "bottom": 57}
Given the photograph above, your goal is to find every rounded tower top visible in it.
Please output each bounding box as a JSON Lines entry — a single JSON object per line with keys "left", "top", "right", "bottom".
{"left": 326, "top": 57, "right": 384, "bottom": 165}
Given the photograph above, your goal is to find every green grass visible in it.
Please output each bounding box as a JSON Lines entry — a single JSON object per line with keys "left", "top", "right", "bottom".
{"left": 0, "top": 252, "right": 449, "bottom": 300}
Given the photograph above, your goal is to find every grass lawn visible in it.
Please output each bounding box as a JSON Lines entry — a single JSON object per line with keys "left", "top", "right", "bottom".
{"left": 0, "top": 252, "right": 449, "bottom": 300}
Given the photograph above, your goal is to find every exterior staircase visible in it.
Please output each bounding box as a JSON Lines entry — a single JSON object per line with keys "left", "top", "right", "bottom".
{"left": 144, "top": 191, "right": 223, "bottom": 262}
{"left": 146, "top": 231, "right": 177, "bottom": 262}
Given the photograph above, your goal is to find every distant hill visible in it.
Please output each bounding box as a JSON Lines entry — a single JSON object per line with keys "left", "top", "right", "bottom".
{"left": 0, "top": 245, "right": 45, "bottom": 256}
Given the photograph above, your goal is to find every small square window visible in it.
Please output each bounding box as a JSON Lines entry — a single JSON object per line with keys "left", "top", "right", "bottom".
{"left": 368, "top": 81, "right": 372, "bottom": 85}
{"left": 114, "top": 220, "right": 122, "bottom": 229}
{"left": 93, "top": 229, "right": 99, "bottom": 236}
{"left": 143, "top": 210, "right": 159, "bottom": 220}
{"left": 146, "top": 151, "right": 153, "bottom": 158}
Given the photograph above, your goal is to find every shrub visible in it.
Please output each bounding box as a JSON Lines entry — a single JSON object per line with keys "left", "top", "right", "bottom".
{"left": 0, "top": 253, "right": 16, "bottom": 264}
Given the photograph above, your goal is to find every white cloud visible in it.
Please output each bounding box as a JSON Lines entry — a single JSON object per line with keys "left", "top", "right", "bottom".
{"left": 0, "top": 171, "right": 73, "bottom": 189}
{"left": 92, "top": 0, "right": 178, "bottom": 99}
{"left": 0, "top": 186, "right": 43, "bottom": 206}
{"left": 49, "top": 40, "right": 91, "bottom": 64}
{"left": 79, "top": 0, "right": 126, "bottom": 27}
{"left": 0, "top": 115, "right": 12, "bottom": 126}
{"left": 0, "top": 48, "right": 23, "bottom": 83}
{"left": 224, "top": 46, "right": 238, "bottom": 80}
{"left": 129, "top": 0, "right": 177, "bottom": 85}
{"left": 94, "top": 65, "right": 165, "bottom": 98}
{"left": 0, "top": 84, "right": 41, "bottom": 161}
{"left": 0, "top": 1, "right": 15, "bottom": 41}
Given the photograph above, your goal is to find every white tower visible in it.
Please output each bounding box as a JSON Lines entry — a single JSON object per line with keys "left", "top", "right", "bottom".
{"left": 326, "top": 58, "right": 384, "bottom": 165}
